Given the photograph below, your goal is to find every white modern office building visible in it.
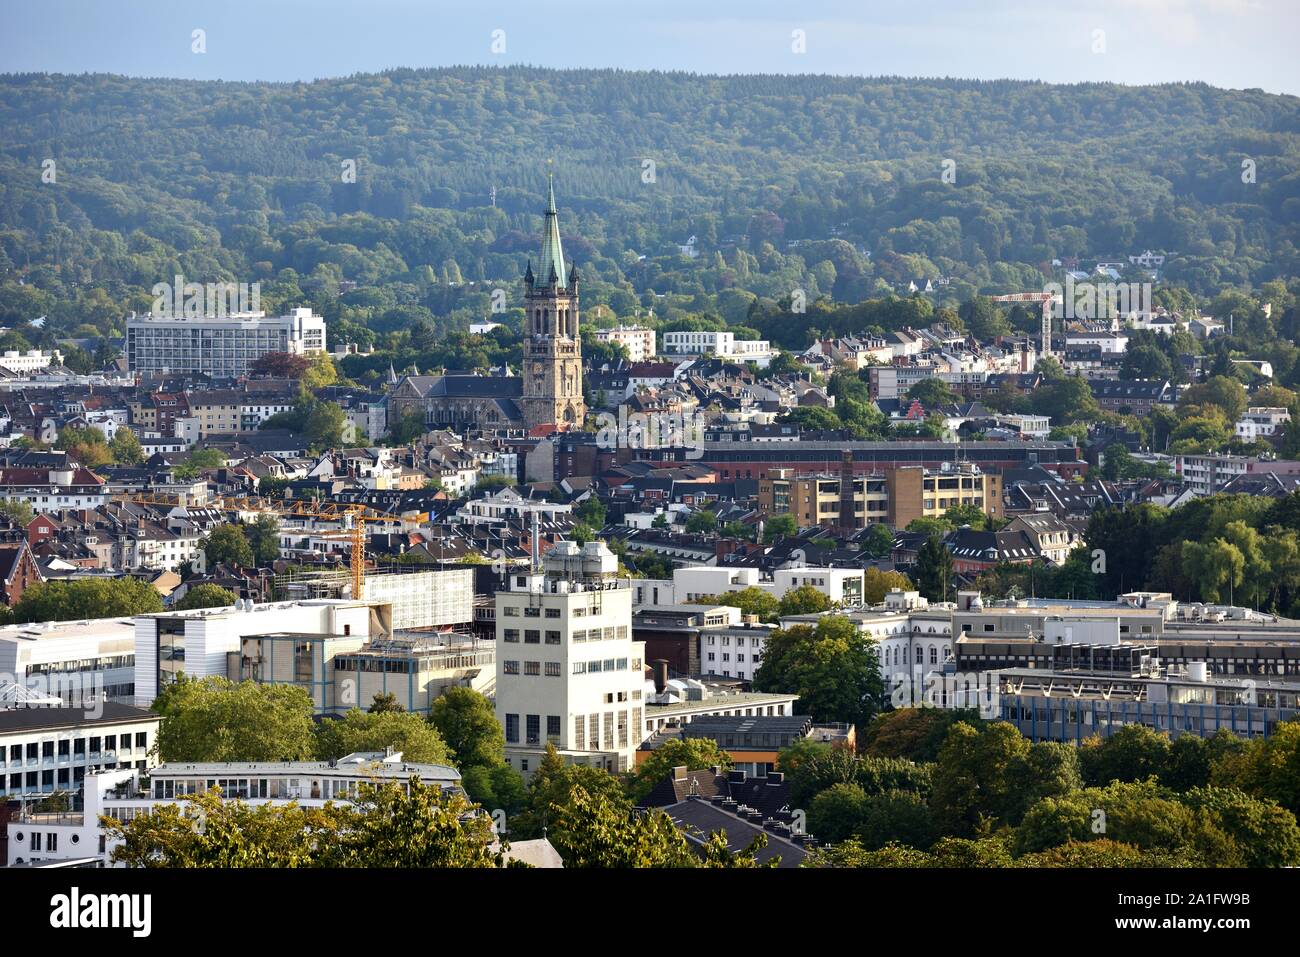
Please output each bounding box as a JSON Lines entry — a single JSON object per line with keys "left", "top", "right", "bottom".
{"left": 125, "top": 308, "right": 326, "bottom": 378}
{"left": 7, "top": 752, "right": 460, "bottom": 867}
{"left": 132, "top": 599, "right": 382, "bottom": 706}
{"left": 0, "top": 617, "right": 138, "bottom": 704}
{"left": 661, "top": 331, "right": 775, "bottom": 367}
{"left": 495, "top": 542, "right": 645, "bottom": 777}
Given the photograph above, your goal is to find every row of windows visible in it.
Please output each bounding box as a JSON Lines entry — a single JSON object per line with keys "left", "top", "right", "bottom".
{"left": 4, "top": 732, "right": 149, "bottom": 764}
{"left": 502, "top": 661, "right": 563, "bottom": 677}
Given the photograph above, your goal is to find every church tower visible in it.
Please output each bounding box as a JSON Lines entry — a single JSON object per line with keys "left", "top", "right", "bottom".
{"left": 520, "top": 172, "right": 585, "bottom": 431}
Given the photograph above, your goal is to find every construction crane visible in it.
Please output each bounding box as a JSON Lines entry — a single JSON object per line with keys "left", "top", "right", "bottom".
{"left": 116, "top": 493, "right": 426, "bottom": 599}
{"left": 991, "top": 291, "right": 1060, "bottom": 358}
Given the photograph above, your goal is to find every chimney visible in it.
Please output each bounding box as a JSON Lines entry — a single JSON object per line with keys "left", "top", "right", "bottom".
{"left": 672, "top": 765, "right": 687, "bottom": 781}
{"left": 766, "top": 771, "right": 785, "bottom": 785}
{"left": 728, "top": 770, "right": 746, "bottom": 784}
{"left": 651, "top": 659, "right": 669, "bottom": 694}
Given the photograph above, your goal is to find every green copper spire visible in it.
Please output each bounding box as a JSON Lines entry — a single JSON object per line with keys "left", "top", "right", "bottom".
{"left": 538, "top": 169, "right": 567, "bottom": 288}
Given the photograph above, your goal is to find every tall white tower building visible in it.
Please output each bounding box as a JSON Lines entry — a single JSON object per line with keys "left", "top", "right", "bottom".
{"left": 494, "top": 540, "right": 644, "bottom": 777}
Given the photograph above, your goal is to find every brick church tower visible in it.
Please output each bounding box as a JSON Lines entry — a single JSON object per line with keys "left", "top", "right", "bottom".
{"left": 520, "top": 172, "right": 585, "bottom": 431}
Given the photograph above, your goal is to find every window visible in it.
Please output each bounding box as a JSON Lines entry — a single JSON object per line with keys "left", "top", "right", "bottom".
{"left": 504, "top": 660, "right": 520, "bottom": 675}
{"left": 503, "top": 606, "right": 519, "bottom": 617}
{"left": 547, "top": 716, "right": 561, "bottom": 742}
{"left": 546, "top": 630, "right": 561, "bottom": 644}
{"left": 545, "top": 608, "right": 560, "bottom": 619}
{"left": 504, "top": 629, "right": 520, "bottom": 642}
{"left": 524, "top": 661, "right": 540, "bottom": 676}
{"left": 524, "top": 630, "right": 540, "bottom": 644}
{"left": 545, "top": 662, "right": 561, "bottom": 677}
{"left": 526, "top": 715, "right": 540, "bottom": 746}
{"left": 505, "top": 714, "right": 519, "bottom": 743}
{"left": 524, "top": 607, "right": 540, "bottom": 618}
{"left": 32, "top": 832, "right": 41, "bottom": 851}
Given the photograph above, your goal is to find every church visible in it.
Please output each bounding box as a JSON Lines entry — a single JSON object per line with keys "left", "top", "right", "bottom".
{"left": 387, "top": 174, "right": 587, "bottom": 434}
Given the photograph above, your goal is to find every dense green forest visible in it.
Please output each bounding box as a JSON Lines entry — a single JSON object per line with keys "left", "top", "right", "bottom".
{"left": 1, "top": 67, "right": 1298, "bottom": 353}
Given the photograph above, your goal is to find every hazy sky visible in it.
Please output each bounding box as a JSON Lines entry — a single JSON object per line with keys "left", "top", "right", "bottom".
{"left": 2, "top": 0, "right": 1297, "bottom": 95}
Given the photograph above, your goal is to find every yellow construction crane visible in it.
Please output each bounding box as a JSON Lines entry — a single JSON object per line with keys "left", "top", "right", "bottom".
{"left": 118, "top": 494, "right": 426, "bottom": 599}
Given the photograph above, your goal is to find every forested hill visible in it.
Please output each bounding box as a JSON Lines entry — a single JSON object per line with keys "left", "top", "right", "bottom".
{"left": 1, "top": 67, "right": 1298, "bottom": 341}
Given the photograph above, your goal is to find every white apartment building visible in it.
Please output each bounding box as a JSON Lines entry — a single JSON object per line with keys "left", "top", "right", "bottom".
{"left": 632, "top": 564, "right": 865, "bottom": 609}
{"left": 495, "top": 542, "right": 645, "bottom": 777}
{"left": 700, "top": 623, "right": 772, "bottom": 682}
{"left": 0, "top": 466, "right": 109, "bottom": 513}
{"left": 0, "top": 350, "right": 63, "bottom": 374}
{"left": 125, "top": 308, "right": 326, "bottom": 379}
{"left": 593, "top": 326, "right": 656, "bottom": 363}
{"left": 661, "top": 331, "right": 775, "bottom": 367}
{"left": 7, "top": 753, "right": 461, "bottom": 866}
{"left": 0, "top": 703, "right": 160, "bottom": 806}
{"left": 1236, "top": 407, "right": 1291, "bottom": 442}
{"left": 0, "top": 617, "right": 138, "bottom": 704}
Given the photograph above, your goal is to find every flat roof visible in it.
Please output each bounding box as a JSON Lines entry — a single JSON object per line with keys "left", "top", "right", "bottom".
{"left": 0, "top": 703, "right": 160, "bottom": 735}
{"left": 646, "top": 690, "right": 798, "bottom": 716}
{"left": 151, "top": 760, "right": 460, "bottom": 780}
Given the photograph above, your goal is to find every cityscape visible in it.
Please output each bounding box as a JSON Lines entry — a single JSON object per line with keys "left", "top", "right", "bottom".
{"left": 0, "top": 0, "right": 1296, "bottom": 930}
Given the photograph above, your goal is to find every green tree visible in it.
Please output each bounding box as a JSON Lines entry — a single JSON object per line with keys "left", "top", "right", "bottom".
{"left": 763, "top": 514, "right": 798, "bottom": 542}
{"left": 106, "top": 776, "right": 505, "bottom": 868}
{"left": 807, "top": 782, "right": 869, "bottom": 843}
{"left": 694, "top": 586, "right": 781, "bottom": 622}
{"left": 13, "top": 578, "right": 163, "bottom": 623}
{"left": 629, "top": 737, "right": 732, "bottom": 802}
{"left": 930, "top": 721, "right": 1030, "bottom": 835}
{"left": 0, "top": 499, "right": 34, "bottom": 526}
{"left": 315, "top": 709, "right": 452, "bottom": 765}
{"left": 172, "top": 584, "right": 238, "bottom": 611}
{"left": 1079, "top": 726, "right": 1173, "bottom": 787}
{"left": 153, "top": 676, "right": 316, "bottom": 762}
{"left": 753, "top": 615, "right": 884, "bottom": 726}
{"left": 862, "top": 567, "right": 914, "bottom": 604}
{"left": 574, "top": 496, "right": 608, "bottom": 529}
{"left": 778, "top": 584, "right": 831, "bottom": 616}
{"left": 201, "top": 524, "right": 254, "bottom": 568}
{"left": 685, "top": 510, "right": 717, "bottom": 534}
{"left": 245, "top": 514, "right": 281, "bottom": 565}
{"left": 914, "top": 534, "right": 953, "bottom": 601}
{"left": 428, "top": 687, "right": 505, "bottom": 769}
{"left": 109, "top": 428, "right": 144, "bottom": 465}
{"left": 368, "top": 692, "right": 405, "bottom": 713}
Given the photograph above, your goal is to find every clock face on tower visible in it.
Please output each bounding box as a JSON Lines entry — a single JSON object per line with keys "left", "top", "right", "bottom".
{"left": 532, "top": 362, "right": 544, "bottom": 376}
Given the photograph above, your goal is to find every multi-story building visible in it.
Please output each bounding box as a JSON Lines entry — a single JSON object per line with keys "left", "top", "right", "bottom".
{"left": 7, "top": 752, "right": 461, "bottom": 866}
{"left": 592, "top": 326, "right": 656, "bottom": 363}
{"left": 661, "top": 331, "right": 775, "bottom": 367}
{"left": 0, "top": 465, "right": 108, "bottom": 513}
{"left": 125, "top": 308, "right": 326, "bottom": 379}
{"left": 0, "top": 703, "right": 160, "bottom": 805}
{"left": 132, "top": 598, "right": 381, "bottom": 706}
{"left": 494, "top": 541, "right": 644, "bottom": 777}
{"left": 0, "top": 617, "right": 138, "bottom": 704}
{"left": 1236, "top": 407, "right": 1291, "bottom": 442}
{"left": 758, "top": 462, "right": 1002, "bottom": 529}
{"left": 0, "top": 350, "right": 64, "bottom": 374}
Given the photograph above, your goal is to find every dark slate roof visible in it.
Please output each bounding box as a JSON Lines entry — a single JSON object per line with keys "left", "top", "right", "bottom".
{"left": 661, "top": 798, "right": 807, "bottom": 868}
{"left": 0, "top": 703, "right": 159, "bottom": 734}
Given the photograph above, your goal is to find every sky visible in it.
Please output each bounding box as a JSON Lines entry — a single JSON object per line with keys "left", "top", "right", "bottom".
{"left": 0, "top": 0, "right": 1297, "bottom": 96}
